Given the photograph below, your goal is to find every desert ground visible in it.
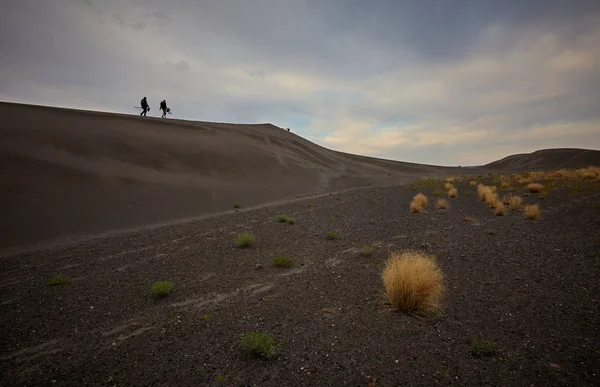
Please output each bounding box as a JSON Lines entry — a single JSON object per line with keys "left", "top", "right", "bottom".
{"left": 1, "top": 103, "right": 599, "bottom": 386}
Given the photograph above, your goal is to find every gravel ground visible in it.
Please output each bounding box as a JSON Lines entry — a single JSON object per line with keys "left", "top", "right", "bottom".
{"left": 1, "top": 180, "right": 599, "bottom": 386}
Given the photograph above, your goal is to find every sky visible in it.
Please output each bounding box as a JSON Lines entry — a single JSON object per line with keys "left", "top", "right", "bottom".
{"left": 1, "top": 0, "right": 599, "bottom": 166}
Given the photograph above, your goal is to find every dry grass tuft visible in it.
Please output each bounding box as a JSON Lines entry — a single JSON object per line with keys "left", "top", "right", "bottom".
{"left": 527, "top": 183, "right": 544, "bottom": 193}
{"left": 485, "top": 192, "right": 498, "bottom": 208}
{"left": 382, "top": 251, "right": 445, "bottom": 315}
{"left": 445, "top": 177, "right": 454, "bottom": 184}
{"left": 437, "top": 198, "right": 448, "bottom": 209}
{"left": 502, "top": 194, "right": 511, "bottom": 205}
{"left": 470, "top": 180, "right": 477, "bottom": 186}
{"left": 524, "top": 204, "right": 541, "bottom": 219}
{"left": 448, "top": 188, "right": 457, "bottom": 198}
{"left": 518, "top": 177, "right": 533, "bottom": 185}
{"left": 494, "top": 201, "right": 505, "bottom": 216}
{"left": 444, "top": 182, "right": 454, "bottom": 191}
{"left": 410, "top": 193, "right": 428, "bottom": 213}
{"left": 509, "top": 196, "right": 522, "bottom": 211}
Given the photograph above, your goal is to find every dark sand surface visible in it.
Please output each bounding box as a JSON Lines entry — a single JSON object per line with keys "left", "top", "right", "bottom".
{"left": 1, "top": 178, "right": 599, "bottom": 386}
{"left": 1, "top": 103, "right": 599, "bottom": 386}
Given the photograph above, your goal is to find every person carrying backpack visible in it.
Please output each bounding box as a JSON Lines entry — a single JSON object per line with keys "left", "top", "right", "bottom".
{"left": 140, "top": 97, "right": 150, "bottom": 116}
{"left": 159, "top": 100, "right": 168, "bottom": 118}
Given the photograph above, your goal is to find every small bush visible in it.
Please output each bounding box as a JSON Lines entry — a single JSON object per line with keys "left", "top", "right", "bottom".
{"left": 527, "top": 183, "right": 544, "bottom": 193}
{"left": 326, "top": 231, "right": 338, "bottom": 240}
{"left": 444, "top": 183, "right": 454, "bottom": 191}
{"left": 276, "top": 215, "right": 290, "bottom": 222}
{"left": 477, "top": 184, "right": 493, "bottom": 201}
{"left": 469, "top": 339, "right": 497, "bottom": 357}
{"left": 273, "top": 254, "right": 294, "bottom": 268}
{"left": 382, "top": 251, "right": 445, "bottom": 315}
{"left": 236, "top": 232, "right": 256, "bottom": 247}
{"left": 307, "top": 202, "right": 313, "bottom": 207}
{"left": 470, "top": 180, "right": 477, "bottom": 186}
{"left": 151, "top": 281, "right": 173, "bottom": 297}
{"left": 518, "top": 177, "right": 533, "bottom": 185}
{"left": 233, "top": 203, "right": 240, "bottom": 208}
{"left": 448, "top": 188, "right": 457, "bottom": 198}
{"left": 47, "top": 274, "right": 69, "bottom": 286}
{"left": 287, "top": 217, "right": 296, "bottom": 224}
{"left": 432, "top": 189, "right": 445, "bottom": 196}
{"left": 524, "top": 204, "right": 541, "bottom": 219}
{"left": 334, "top": 211, "right": 341, "bottom": 217}
{"left": 202, "top": 313, "right": 213, "bottom": 320}
{"left": 493, "top": 201, "right": 505, "bottom": 216}
{"left": 509, "top": 196, "right": 522, "bottom": 211}
{"left": 502, "top": 194, "right": 511, "bottom": 205}
{"left": 437, "top": 198, "right": 448, "bottom": 209}
{"left": 445, "top": 177, "right": 454, "bottom": 184}
{"left": 360, "top": 246, "right": 374, "bottom": 256}
{"left": 413, "top": 192, "right": 428, "bottom": 206}
{"left": 410, "top": 193, "right": 428, "bottom": 213}
{"left": 241, "top": 332, "right": 276, "bottom": 359}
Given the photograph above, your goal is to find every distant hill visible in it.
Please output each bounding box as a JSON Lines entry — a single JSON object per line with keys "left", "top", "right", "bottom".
{"left": 485, "top": 148, "right": 600, "bottom": 170}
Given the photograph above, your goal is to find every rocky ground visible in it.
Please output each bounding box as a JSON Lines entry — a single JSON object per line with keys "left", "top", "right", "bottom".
{"left": 1, "top": 178, "right": 599, "bottom": 386}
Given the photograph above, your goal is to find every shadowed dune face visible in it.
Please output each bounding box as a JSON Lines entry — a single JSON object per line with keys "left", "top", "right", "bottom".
{"left": 0, "top": 103, "right": 462, "bottom": 250}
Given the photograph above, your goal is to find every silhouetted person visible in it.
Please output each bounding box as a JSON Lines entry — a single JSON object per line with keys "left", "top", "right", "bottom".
{"left": 140, "top": 97, "right": 149, "bottom": 116}
{"left": 160, "top": 100, "right": 168, "bottom": 118}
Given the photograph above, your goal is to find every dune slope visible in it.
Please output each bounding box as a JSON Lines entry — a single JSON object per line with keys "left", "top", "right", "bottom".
{"left": 0, "top": 102, "right": 459, "bottom": 250}
{"left": 485, "top": 148, "right": 600, "bottom": 170}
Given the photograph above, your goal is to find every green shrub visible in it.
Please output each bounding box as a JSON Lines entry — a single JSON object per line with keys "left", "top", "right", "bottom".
{"left": 47, "top": 274, "right": 69, "bottom": 286}
{"left": 241, "top": 332, "right": 276, "bottom": 359}
{"left": 236, "top": 232, "right": 256, "bottom": 247}
{"left": 360, "top": 246, "right": 373, "bottom": 256}
{"left": 326, "top": 231, "right": 338, "bottom": 240}
{"left": 469, "top": 339, "right": 497, "bottom": 357}
{"left": 276, "top": 215, "right": 290, "bottom": 222}
{"left": 233, "top": 203, "right": 240, "bottom": 208}
{"left": 272, "top": 254, "right": 294, "bottom": 268}
{"left": 151, "top": 281, "right": 173, "bottom": 297}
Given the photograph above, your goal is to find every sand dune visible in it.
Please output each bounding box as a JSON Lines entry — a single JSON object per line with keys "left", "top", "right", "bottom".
{"left": 0, "top": 102, "right": 463, "bottom": 250}
{"left": 2, "top": 102, "right": 598, "bottom": 251}
{"left": 485, "top": 148, "right": 600, "bottom": 170}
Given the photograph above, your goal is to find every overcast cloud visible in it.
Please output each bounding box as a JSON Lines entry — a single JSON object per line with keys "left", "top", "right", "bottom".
{"left": 1, "top": 0, "right": 599, "bottom": 165}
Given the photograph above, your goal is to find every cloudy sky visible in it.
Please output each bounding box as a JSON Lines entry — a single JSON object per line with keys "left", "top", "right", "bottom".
{"left": 1, "top": 0, "right": 599, "bottom": 166}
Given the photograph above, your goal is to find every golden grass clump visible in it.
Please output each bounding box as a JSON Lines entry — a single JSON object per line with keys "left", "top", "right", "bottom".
{"left": 518, "top": 177, "right": 533, "bottom": 185}
{"left": 524, "top": 204, "right": 541, "bottom": 219}
{"left": 445, "top": 177, "right": 454, "bottom": 184}
{"left": 485, "top": 192, "right": 498, "bottom": 208}
{"left": 444, "top": 182, "right": 454, "bottom": 191}
{"left": 470, "top": 180, "right": 477, "bottom": 186}
{"left": 410, "top": 193, "right": 428, "bottom": 213}
{"left": 494, "top": 201, "right": 505, "bottom": 216}
{"left": 382, "top": 251, "right": 445, "bottom": 314}
{"left": 477, "top": 184, "right": 488, "bottom": 200}
{"left": 448, "top": 188, "right": 457, "bottom": 198}
{"left": 527, "top": 183, "right": 544, "bottom": 193}
{"left": 509, "top": 195, "right": 522, "bottom": 211}
{"left": 478, "top": 184, "right": 498, "bottom": 206}
{"left": 502, "top": 194, "right": 511, "bottom": 205}
{"left": 577, "top": 167, "right": 599, "bottom": 180}
{"left": 437, "top": 198, "right": 448, "bottom": 209}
